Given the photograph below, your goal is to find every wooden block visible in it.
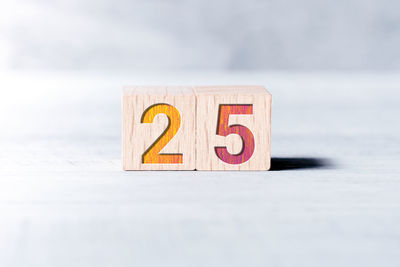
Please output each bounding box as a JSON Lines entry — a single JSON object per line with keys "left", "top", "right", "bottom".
{"left": 122, "top": 86, "right": 196, "bottom": 170}
{"left": 194, "top": 86, "right": 271, "bottom": 170}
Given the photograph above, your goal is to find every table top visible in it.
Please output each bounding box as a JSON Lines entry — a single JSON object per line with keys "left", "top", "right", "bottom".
{"left": 0, "top": 71, "right": 399, "bottom": 267}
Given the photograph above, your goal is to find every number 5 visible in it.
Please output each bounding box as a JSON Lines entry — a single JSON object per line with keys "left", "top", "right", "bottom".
{"left": 215, "top": 104, "right": 255, "bottom": 164}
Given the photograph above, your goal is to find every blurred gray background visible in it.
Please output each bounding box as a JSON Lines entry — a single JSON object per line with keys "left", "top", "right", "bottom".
{"left": 1, "top": 0, "right": 399, "bottom": 71}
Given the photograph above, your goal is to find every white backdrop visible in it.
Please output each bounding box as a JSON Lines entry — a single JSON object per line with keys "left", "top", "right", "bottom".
{"left": 1, "top": 0, "right": 399, "bottom": 70}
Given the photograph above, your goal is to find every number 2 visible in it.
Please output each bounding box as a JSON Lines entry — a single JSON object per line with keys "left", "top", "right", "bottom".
{"left": 141, "top": 104, "right": 183, "bottom": 164}
{"left": 215, "top": 104, "right": 255, "bottom": 164}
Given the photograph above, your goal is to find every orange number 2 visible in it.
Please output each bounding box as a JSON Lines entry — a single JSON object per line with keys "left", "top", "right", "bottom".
{"left": 141, "top": 104, "right": 183, "bottom": 164}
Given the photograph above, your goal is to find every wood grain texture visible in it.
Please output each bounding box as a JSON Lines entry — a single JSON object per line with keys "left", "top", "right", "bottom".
{"left": 122, "top": 86, "right": 195, "bottom": 170}
{"left": 194, "top": 86, "right": 271, "bottom": 170}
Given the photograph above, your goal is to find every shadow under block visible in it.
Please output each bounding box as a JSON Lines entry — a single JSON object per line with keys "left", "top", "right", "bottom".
{"left": 194, "top": 86, "right": 271, "bottom": 170}
{"left": 122, "top": 86, "right": 196, "bottom": 170}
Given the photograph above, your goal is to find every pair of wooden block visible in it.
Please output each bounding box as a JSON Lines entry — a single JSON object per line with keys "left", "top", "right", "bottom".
{"left": 122, "top": 86, "right": 271, "bottom": 170}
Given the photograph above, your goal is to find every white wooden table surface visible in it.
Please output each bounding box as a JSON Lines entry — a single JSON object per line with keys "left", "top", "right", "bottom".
{"left": 0, "top": 71, "right": 399, "bottom": 267}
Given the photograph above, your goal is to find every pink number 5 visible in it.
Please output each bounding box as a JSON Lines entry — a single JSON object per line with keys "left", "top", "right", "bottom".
{"left": 215, "top": 104, "right": 255, "bottom": 164}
